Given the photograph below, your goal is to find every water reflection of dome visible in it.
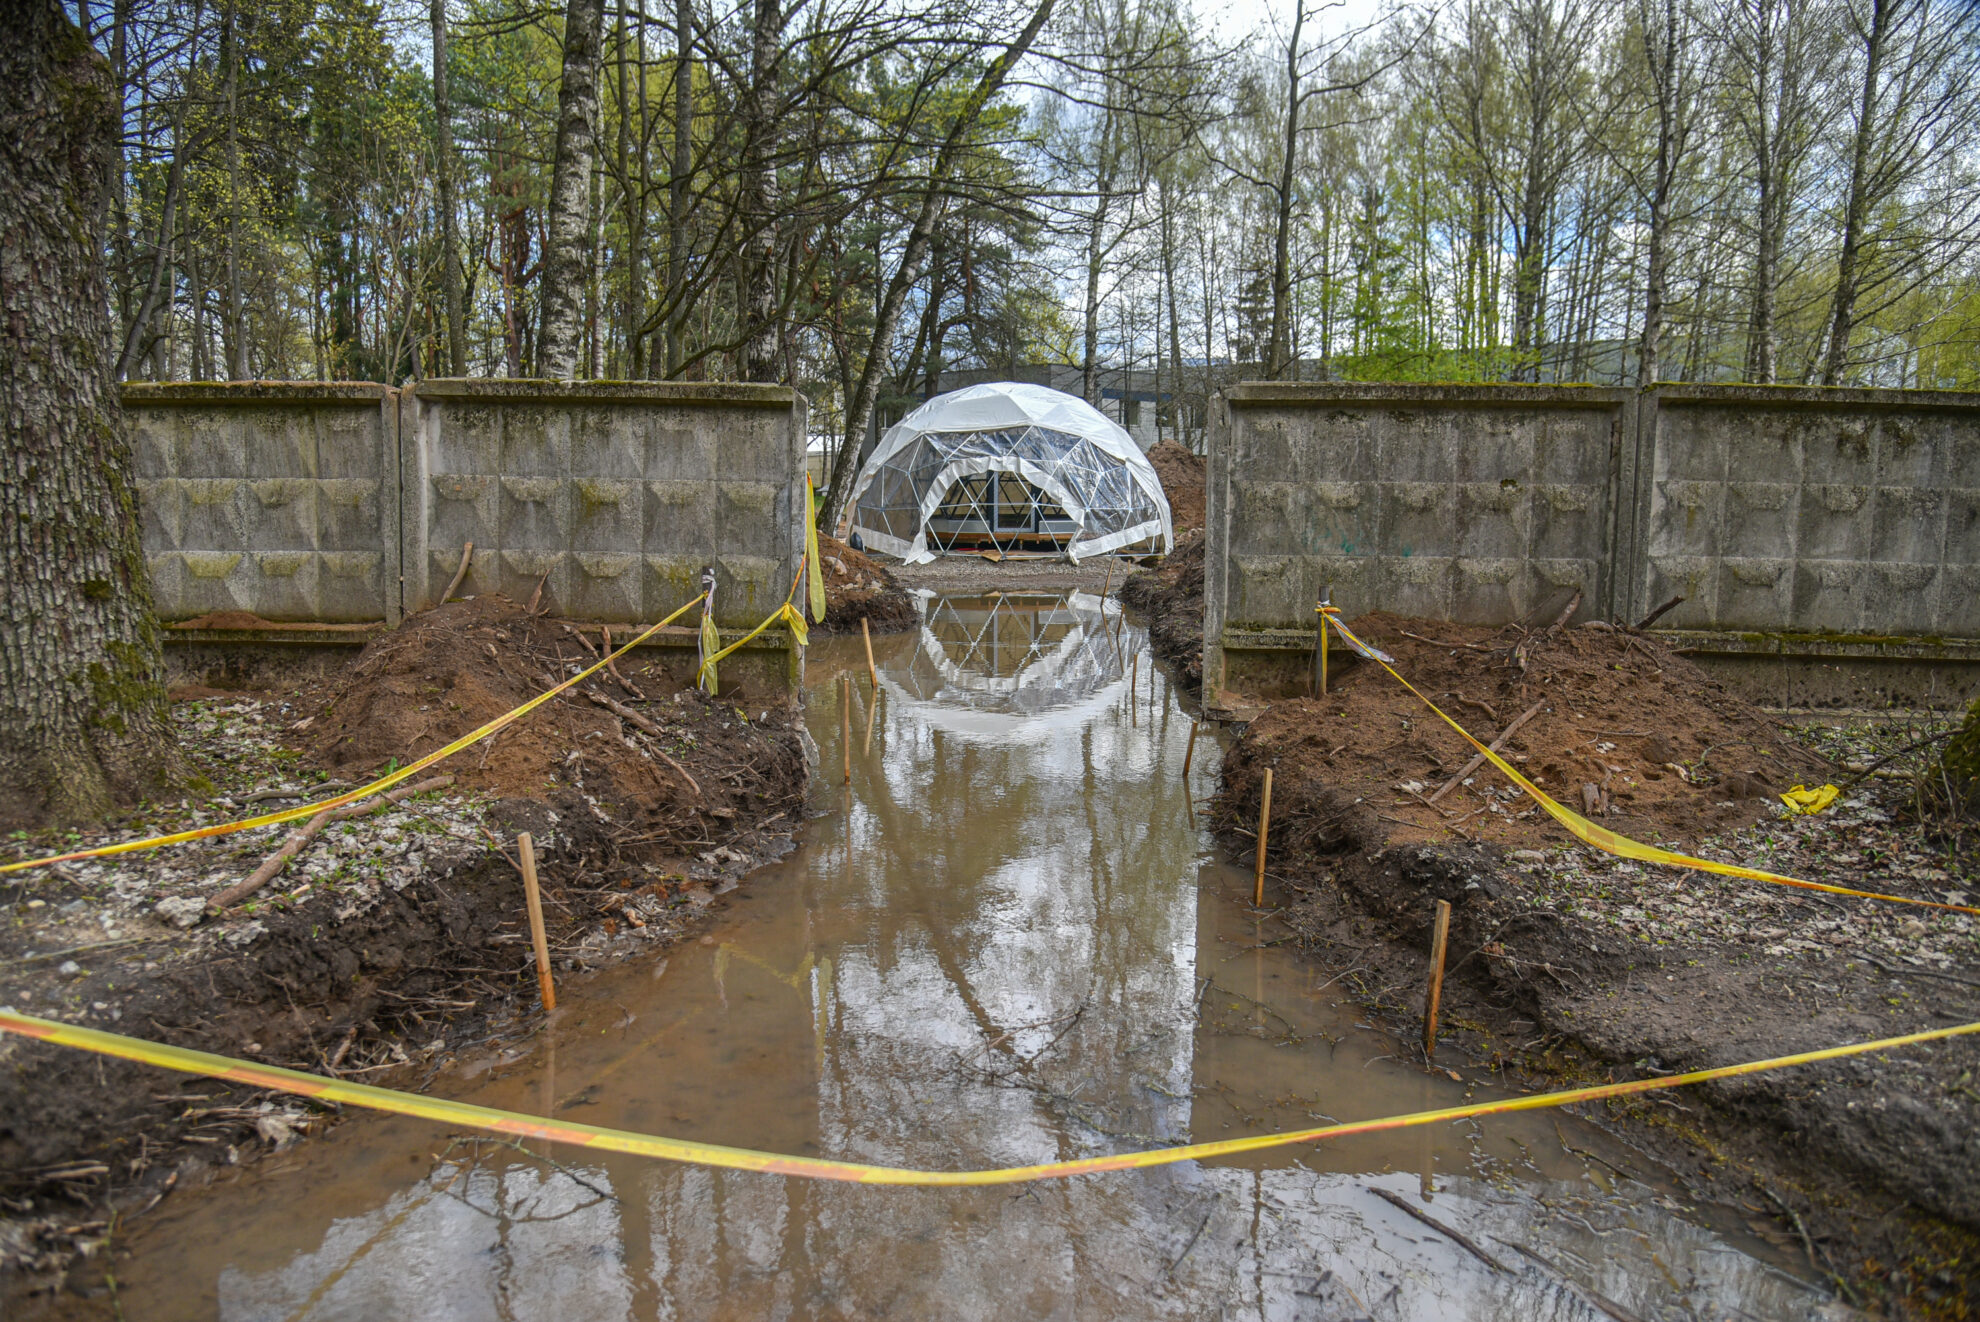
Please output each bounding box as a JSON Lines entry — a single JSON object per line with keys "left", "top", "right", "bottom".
{"left": 881, "top": 590, "right": 1144, "bottom": 735}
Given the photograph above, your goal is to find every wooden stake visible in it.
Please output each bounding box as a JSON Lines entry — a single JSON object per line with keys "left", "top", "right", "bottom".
{"left": 1424, "top": 899, "right": 1452, "bottom": 1058}
{"left": 841, "top": 673, "right": 852, "bottom": 785}
{"left": 1253, "top": 767, "right": 1274, "bottom": 907}
{"left": 1183, "top": 720, "right": 1198, "bottom": 779}
{"left": 1101, "top": 556, "right": 1114, "bottom": 601}
{"left": 1130, "top": 653, "right": 1138, "bottom": 724}
{"left": 518, "top": 832, "right": 556, "bottom": 1012}
{"left": 1319, "top": 612, "right": 1329, "bottom": 696}
{"left": 860, "top": 616, "right": 878, "bottom": 688}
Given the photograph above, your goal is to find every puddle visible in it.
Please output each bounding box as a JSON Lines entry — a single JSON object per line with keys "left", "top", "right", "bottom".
{"left": 107, "top": 591, "right": 1842, "bottom": 1319}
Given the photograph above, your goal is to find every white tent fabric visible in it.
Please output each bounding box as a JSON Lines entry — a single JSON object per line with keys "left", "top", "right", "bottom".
{"left": 844, "top": 382, "right": 1174, "bottom": 564}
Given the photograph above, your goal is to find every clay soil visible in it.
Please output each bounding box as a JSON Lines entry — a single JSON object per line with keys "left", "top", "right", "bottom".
{"left": 1, "top": 595, "right": 806, "bottom": 1302}
{"left": 1118, "top": 528, "right": 1204, "bottom": 691}
{"left": 813, "top": 533, "right": 917, "bottom": 635}
{"left": 1208, "top": 614, "right": 1980, "bottom": 1316}
{"left": 1145, "top": 439, "right": 1206, "bottom": 533}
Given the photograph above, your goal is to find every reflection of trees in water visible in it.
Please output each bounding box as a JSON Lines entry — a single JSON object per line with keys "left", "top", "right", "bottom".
{"left": 199, "top": 590, "right": 1836, "bottom": 1321}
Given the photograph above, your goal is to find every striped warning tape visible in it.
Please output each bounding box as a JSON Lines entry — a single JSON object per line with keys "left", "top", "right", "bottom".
{"left": 1, "top": 1008, "right": 1973, "bottom": 1186}
{"left": 1320, "top": 612, "right": 1980, "bottom": 917}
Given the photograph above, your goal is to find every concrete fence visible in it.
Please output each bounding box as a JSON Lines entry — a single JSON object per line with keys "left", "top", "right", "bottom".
{"left": 1205, "top": 382, "right": 1980, "bottom": 707}
{"left": 126, "top": 380, "right": 808, "bottom": 691}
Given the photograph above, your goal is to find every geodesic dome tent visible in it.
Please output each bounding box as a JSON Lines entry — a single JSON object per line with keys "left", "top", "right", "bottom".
{"left": 845, "top": 382, "right": 1174, "bottom": 563}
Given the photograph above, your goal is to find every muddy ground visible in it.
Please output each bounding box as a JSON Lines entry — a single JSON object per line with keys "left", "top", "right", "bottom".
{"left": 813, "top": 533, "right": 917, "bottom": 635}
{"left": 1118, "top": 529, "right": 1205, "bottom": 692}
{"left": 1145, "top": 440, "right": 1206, "bottom": 534}
{"left": 1118, "top": 536, "right": 1980, "bottom": 1313}
{"left": 1200, "top": 614, "right": 1980, "bottom": 1316}
{"left": 0, "top": 594, "right": 810, "bottom": 1301}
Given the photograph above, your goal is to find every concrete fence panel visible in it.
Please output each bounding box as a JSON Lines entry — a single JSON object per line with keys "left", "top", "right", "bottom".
{"left": 127, "top": 382, "right": 401, "bottom": 626}
{"left": 1628, "top": 386, "right": 1980, "bottom": 640}
{"left": 400, "top": 380, "right": 807, "bottom": 631}
{"left": 124, "top": 379, "right": 809, "bottom": 692}
{"left": 1207, "top": 381, "right": 1980, "bottom": 706}
{"left": 1206, "top": 383, "right": 1628, "bottom": 695}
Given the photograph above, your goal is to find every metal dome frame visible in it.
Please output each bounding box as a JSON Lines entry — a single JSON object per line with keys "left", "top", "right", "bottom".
{"left": 843, "top": 382, "right": 1174, "bottom": 563}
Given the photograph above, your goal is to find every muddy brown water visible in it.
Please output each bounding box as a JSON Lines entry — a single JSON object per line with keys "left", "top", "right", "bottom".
{"left": 105, "top": 591, "right": 1843, "bottom": 1320}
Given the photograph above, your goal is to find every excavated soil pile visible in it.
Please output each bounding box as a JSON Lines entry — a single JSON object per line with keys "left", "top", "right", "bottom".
{"left": 305, "top": 594, "right": 805, "bottom": 833}
{"left": 1217, "top": 610, "right": 1829, "bottom": 854}
{"left": 1214, "top": 615, "right": 1980, "bottom": 1291}
{"left": 2, "top": 596, "right": 809, "bottom": 1288}
{"left": 1118, "top": 529, "right": 1204, "bottom": 692}
{"left": 814, "top": 533, "right": 917, "bottom": 635}
{"left": 1145, "top": 440, "right": 1206, "bottom": 533}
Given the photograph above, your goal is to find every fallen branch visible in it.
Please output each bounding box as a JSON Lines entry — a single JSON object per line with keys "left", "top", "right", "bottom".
{"left": 239, "top": 780, "right": 348, "bottom": 805}
{"left": 211, "top": 775, "right": 455, "bottom": 912}
{"left": 583, "top": 690, "right": 702, "bottom": 797}
{"left": 1399, "top": 630, "right": 1493, "bottom": 653}
{"left": 601, "top": 624, "right": 645, "bottom": 699}
{"left": 1427, "top": 701, "right": 1547, "bottom": 805}
{"left": 1839, "top": 729, "right": 1956, "bottom": 788}
{"left": 1632, "top": 594, "right": 1685, "bottom": 631}
{"left": 1368, "top": 1186, "right": 1509, "bottom": 1273}
{"left": 436, "top": 541, "right": 474, "bottom": 610}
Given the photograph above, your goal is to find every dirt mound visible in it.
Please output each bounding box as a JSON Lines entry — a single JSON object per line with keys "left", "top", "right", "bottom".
{"left": 1146, "top": 440, "right": 1205, "bottom": 533}
{"left": 1118, "top": 529, "right": 1204, "bottom": 692}
{"left": 304, "top": 594, "right": 804, "bottom": 834}
{"left": 815, "top": 533, "right": 917, "bottom": 635}
{"left": 1217, "top": 610, "right": 1830, "bottom": 855}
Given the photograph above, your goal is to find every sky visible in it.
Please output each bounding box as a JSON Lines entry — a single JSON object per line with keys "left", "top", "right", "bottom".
{"left": 1202, "top": 0, "right": 1398, "bottom": 50}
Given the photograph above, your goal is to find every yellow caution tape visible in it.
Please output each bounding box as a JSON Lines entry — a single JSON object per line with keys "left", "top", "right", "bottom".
{"left": 806, "top": 475, "right": 827, "bottom": 624}
{"left": 0, "top": 592, "right": 712, "bottom": 876}
{"left": 1323, "top": 615, "right": 1980, "bottom": 917}
{"left": 1781, "top": 784, "right": 1841, "bottom": 816}
{"left": 1, "top": 1008, "right": 1972, "bottom": 1185}
{"left": 698, "top": 563, "right": 809, "bottom": 692}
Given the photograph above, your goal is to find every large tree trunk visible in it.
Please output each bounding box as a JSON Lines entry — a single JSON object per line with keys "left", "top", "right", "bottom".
{"left": 664, "top": 0, "right": 691, "bottom": 376}
{"left": 432, "top": 0, "right": 467, "bottom": 376}
{"left": 1265, "top": 2, "right": 1303, "bottom": 380}
{"left": 536, "top": 0, "right": 607, "bottom": 380}
{"left": 1821, "top": 0, "right": 1888, "bottom": 387}
{"left": 736, "top": 0, "right": 784, "bottom": 383}
{"left": 0, "top": 0, "right": 182, "bottom": 828}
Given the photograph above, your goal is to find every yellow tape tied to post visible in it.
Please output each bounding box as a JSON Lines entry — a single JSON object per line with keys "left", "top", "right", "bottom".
{"left": 1, "top": 591, "right": 714, "bottom": 876}
{"left": 1, "top": 1009, "right": 1974, "bottom": 1186}
{"left": 1319, "top": 613, "right": 1980, "bottom": 917}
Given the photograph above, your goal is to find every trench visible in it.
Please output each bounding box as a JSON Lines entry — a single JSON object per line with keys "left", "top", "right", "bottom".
{"left": 108, "top": 590, "right": 1837, "bottom": 1320}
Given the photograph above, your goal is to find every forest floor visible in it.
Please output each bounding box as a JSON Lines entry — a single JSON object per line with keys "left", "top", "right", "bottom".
{"left": 1120, "top": 540, "right": 1980, "bottom": 1314}
{"left": 0, "top": 593, "right": 813, "bottom": 1300}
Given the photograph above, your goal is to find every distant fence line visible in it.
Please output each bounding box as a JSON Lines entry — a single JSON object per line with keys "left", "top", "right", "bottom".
{"left": 126, "top": 379, "right": 807, "bottom": 688}
{"left": 1203, "top": 382, "right": 1980, "bottom": 707}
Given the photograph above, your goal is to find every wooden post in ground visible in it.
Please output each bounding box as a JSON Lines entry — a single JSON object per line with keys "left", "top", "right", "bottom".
{"left": 841, "top": 674, "right": 852, "bottom": 785}
{"left": 1314, "top": 584, "right": 1331, "bottom": 697}
{"left": 1130, "top": 653, "right": 1138, "bottom": 724}
{"left": 1253, "top": 768, "right": 1274, "bottom": 907}
{"left": 518, "top": 832, "right": 556, "bottom": 1012}
{"left": 860, "top": 617, "right": 878, "bottom": 688}
{"left": 1424, "top": 899, "right": 1452, "bottom": 1058}
{"left": 1100, "top": 556, "right": 1114, "bottom": 602}
{"left": 1183, "top": 720, "right": 1198, "bottom": 779}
